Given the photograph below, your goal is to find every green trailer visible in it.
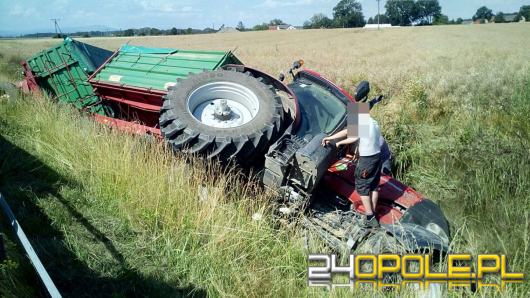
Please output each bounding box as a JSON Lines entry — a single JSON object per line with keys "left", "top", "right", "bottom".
{"left": 26, "top": 37, "right": 113, "bottom": 114}
{"left": 87, "top": 44, "right": 243, "bottom": 129}
{"left": 90, "top": 44, "right": 242, "bottom": 91}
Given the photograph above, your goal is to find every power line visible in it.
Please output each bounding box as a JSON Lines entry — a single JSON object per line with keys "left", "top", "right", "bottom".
{"left": 50, "top": 18, "right": 62, "bottom": 35}
{"left": 377, "top": 0, "right": 381, "bottom": 29}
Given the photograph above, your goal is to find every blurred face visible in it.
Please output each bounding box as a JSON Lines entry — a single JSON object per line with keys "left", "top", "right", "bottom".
{"left": 347, "top": 102, "right": 370, "bottom": 138}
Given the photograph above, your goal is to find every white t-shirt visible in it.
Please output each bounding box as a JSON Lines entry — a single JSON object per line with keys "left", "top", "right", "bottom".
{"left": 358, "top": 114, "right": 382, "bottom": 156}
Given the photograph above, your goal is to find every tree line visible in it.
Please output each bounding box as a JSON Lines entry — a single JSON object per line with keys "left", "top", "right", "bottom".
{"left": 20, "top": 27, "right": 215, "bottom": 39}
{"left": 303, "top": 0, "right": 530, "bottom": 29}
{"left": 119, "top": 27, "right": 206, "bottom": 37}
{"left": 303, "top": 0, "right": 445, "bottom": 28}
{"left": 473, "top": 5, "right": 530, "bottom": 23}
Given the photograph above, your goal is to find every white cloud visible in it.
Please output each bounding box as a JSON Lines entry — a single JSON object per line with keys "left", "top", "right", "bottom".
{"left": 71, "top": 9, "right": 97, "bottom": 19}
{"left": 133, "top": 0, "right": 200, "bottom": 14}
{"left": 53, "top": 0, "right": 69, "bottom": 8}
{"left": 257, "top": 0, "right": 316, "bottom": 9}
{"left": 136, "top": 0, "right": 178, "bottom": 13}
{"left": 182, "top": 6, "right": 193, "bottom": 12}
{"left": 9, "top": 4, "right": 38, "bottom": 17}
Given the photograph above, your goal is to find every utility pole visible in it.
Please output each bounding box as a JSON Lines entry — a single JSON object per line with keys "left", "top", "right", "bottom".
{"left": 50, "top": 18, "right": 62, "bottom": 37}
{"left": 377, "top": 0, "right": 381, "bottom": 30}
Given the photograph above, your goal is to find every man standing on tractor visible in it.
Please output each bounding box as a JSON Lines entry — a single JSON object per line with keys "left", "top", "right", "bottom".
{"left": 321, "top": 81, "right": 382, "bottom": 228}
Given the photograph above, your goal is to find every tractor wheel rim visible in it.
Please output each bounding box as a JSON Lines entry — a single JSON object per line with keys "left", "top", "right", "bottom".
{"left": 187, "top": 81, "right": 260, "bottom": 128}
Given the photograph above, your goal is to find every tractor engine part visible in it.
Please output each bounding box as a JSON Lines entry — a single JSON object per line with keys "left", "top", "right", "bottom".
{"left": 263, "top": 134, "right": 305, "bottom": 188}
{"left": 291, "top": 133, "right": 335, "bottom": 192}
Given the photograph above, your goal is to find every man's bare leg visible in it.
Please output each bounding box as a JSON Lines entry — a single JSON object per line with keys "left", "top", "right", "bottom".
{"left": 361, "top": 194, "right": 379, "bottom": 228}
{"left": 361, "top": 195, "right": 373, "bottom": 215}
{"left": 371, "top": 190, "right": 379, "bottom": 215}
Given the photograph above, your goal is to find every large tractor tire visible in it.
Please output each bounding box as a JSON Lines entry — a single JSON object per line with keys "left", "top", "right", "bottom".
{"left": 159, "top": 69, "right": 284, "bottom": 164}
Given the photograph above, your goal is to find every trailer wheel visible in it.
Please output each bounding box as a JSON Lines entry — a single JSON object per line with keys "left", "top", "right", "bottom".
{"left": 160, "top": 69, "right": 284, "bottom": 164}
{"left": 0, "top": 82, "right": 18, "bottom": 101}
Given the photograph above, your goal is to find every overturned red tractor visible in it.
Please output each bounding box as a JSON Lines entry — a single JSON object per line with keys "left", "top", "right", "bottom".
{"left": 15, "top": 37, "right": 450, "bottom": 253}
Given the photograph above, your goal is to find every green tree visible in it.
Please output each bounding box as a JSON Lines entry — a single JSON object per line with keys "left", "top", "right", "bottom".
{"left": 367, "top": 17, "right": 374, "bottom": 24}
{"left": 517, "top": 5, "right": 530, "bottom": 21}
{"left": 149, "top": 28, "right": 161, "bottom": 35}
{"left": 236, "top": 21, "right": 245, "bottom": 31}
{"left": 432, "top": 14, "right": 449, "bottom": 25}
{"left": 473, "top": 6, "right": 494, "bottom": 22}
{"left": 253, "top": 23, "right": 269, "bottom": 30}
{"left": 170, "top": 27, "right": 179, "bottom": 35}
{"left": 495, "top": 12, "right": 506, "bottom": 23}
{"left": 416, "top": 0, "right": 442, "bottom": 24}
{"left": 202, "top": 27, "right": 216, "bottom": 33}
{"left": 456, "top": 18, "right": 463, "bottom": 24}
{"left": 186, "top": 28, "right": 193, "bottom": 34}
{"left": 332, "top": 0, "right": 365, "bottom": 28}
{"left": 372, "top": 14, "right": 390, "bottom": 24}
{"left": 123, "top": 29, "right": 134, "bottom": 36}
{"left": 268, "top": 19, "right": 284, "bottom": 26}
{"left": 307, "top": 13, "right": 334, "bottom": 28}
{"left": 385, "top": 0, "right": 417, "bottom": 26}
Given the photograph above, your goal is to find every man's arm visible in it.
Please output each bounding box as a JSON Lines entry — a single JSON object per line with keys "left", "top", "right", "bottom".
{"left": 321, "top": 129, "right": 347, "bottom": 146}
{"left": 336, "top": 137, "right": 359, "bottom": 147}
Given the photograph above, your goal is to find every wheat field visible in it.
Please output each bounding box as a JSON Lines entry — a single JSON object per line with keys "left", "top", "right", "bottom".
{"left": 1, "top": 24, "right": 530, "bottom": 297}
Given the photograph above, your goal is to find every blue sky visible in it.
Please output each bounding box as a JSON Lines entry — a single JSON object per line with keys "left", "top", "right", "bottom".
{"left": 0, "top": 0, "right": 527, "bottom": 35}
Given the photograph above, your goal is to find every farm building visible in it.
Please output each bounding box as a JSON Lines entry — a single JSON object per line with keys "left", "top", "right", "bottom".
{"left": 363, "top": 24, "right": 393, "bottom": 29}
{"left": 503, "top": 13, "right": 519, "bottom": 22}
{"left": 491, "top": 13, "right": 519, "bottom": 23}
{"left": 268, "top": 24, "right": 297, "bottom": 30}
{"left": 471, "top": 13, "right": 521, "bottom": 24}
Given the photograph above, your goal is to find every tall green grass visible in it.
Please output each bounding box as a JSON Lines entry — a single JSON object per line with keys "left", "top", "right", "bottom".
{"left": 0, "top": 96, "right": 310, "bottom": 296}
{"left": 375, "top": 69, "right": 530, "bottom": 297}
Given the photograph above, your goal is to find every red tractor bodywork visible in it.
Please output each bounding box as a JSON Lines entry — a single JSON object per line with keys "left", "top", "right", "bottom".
{"left": 326, "top": 157, "right": 423, "bottom": 225}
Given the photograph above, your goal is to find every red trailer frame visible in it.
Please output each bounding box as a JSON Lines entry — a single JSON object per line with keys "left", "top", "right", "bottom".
{"left": 87, "top": 63, "right": 300, "bottom": 137}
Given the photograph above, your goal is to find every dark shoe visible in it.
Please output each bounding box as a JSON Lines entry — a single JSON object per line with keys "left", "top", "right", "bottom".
{"left": 363, "top": 216, "right": 380, "bottom": 229}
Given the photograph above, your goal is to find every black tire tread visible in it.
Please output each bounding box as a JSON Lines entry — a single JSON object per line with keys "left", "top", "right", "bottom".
{"left": 160, "top": 69, "right": 285, "bottom": 165}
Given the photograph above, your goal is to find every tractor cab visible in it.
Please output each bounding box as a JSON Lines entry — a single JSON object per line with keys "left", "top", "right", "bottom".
{"left": 264, "top": 60, "right": 450, "bottom": 253}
